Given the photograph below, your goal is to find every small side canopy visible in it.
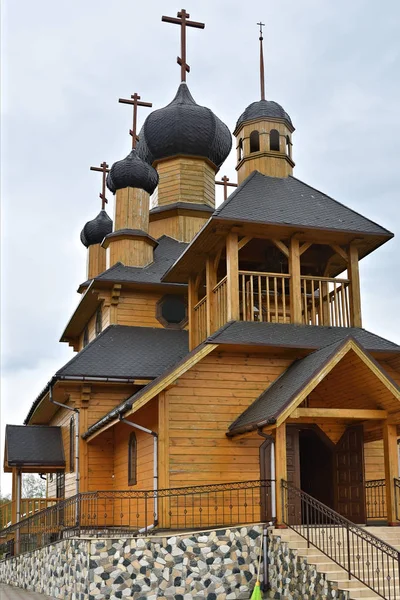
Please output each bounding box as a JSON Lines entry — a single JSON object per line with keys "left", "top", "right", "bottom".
{"left": 4, "top": 425, "right": 65, "bottom": 473}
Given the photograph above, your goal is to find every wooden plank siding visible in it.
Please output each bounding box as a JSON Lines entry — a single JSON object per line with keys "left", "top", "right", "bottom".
{"left": 149, "top": 214, "right": 209, "bottom": 243}
{"left": 165, "top": 351, "right": 292, "bottom": 488}
{"left": 364, "top": 440, "right": 385, "bottom": 481}
{"left": 116, "top": 291, "right": 164, "bottom": 328}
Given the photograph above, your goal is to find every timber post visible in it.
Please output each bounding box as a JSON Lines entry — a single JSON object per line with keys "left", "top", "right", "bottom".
{"left": 348, "top": 243, "right": 362, "bottom": 327}
{"left": 275, "top": 423, "right": 287, "bottom": 526}
{"left": 206, "top": 254, "right": 217, "bottom": 335}
{"left": 289, "top": 237, "right": 302, "bottom": 324}
{"left": 226, "top": 232, "right": 239, "bottom": 321}
{"left": 383, "top": 421, "right": 398, "bottom": 525}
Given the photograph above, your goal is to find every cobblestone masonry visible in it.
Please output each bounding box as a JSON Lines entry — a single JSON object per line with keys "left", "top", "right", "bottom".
{"left": 0, "top": 526, "right": 350, "bottom": 599}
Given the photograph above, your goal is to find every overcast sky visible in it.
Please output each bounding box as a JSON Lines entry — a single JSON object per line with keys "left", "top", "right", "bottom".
{"left": 1, "top": 0, "right": 399, "bottom": 495}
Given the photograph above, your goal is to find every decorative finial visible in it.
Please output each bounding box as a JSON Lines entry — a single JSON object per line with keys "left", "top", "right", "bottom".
{"left": 257, "top": 21, "right": 266, "bottom": 101}
{"left": 162, "top": 9, "right": 205, "bottom": 82}
{"left": 118, "top": 93, "right": 153, "bottom": 149}
{"left": 90, "top": 161, "right": 110, "bottom": 210}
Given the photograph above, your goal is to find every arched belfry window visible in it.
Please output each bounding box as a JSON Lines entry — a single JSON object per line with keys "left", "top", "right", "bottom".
{"left": 128, "top": 432, "right": 137, "bottom": 486}
{"left": 249, "top": 130, "right": 260, "bottom": 153}
{"left": 286, "top": 135, "right": 292, "bottom": 159}
{"left": 69, "top": 416, "right": 75, "bottom": 472}
{"left": 270, "top": 129, "right": 280, "bottom": 151}
{"left": 238, "top": 138, "right": 243, "bottom": 161}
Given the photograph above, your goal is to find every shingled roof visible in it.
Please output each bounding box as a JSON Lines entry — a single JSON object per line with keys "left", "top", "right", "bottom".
{"left": 213, "top": 171, "right": 392, "bottom": 236}
{"left": 207, "top": 321, "right": 400, "bottom": 354}
{"left": 79, "top": 235, "right": 188, "bottom": 290}
{"left": 57, "top": 325, "right": 188, "bottom": 380}
{"left": 5, "top": 425, "right": 65, "bottom": 468}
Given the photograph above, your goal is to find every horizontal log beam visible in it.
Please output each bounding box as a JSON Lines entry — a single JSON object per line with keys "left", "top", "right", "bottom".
{"left": 290, "top": 408, "right": 388, "bottom": 420}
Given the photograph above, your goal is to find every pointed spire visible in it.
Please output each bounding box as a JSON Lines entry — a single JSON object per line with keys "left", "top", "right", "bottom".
{"left": 257, "top": 21, "right": 266, "bottom": 101}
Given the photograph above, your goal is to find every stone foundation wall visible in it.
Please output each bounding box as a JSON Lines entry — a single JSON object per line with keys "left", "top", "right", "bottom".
{"left": 0, "top": 526, "right": 350, "bottom": 599}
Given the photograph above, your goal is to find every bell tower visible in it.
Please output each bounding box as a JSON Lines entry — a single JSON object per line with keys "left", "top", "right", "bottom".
{"left": 234, "top": 23, "right": 295, "bottom": 184}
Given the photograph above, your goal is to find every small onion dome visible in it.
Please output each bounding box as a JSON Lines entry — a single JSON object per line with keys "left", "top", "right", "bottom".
{"left": 106, "top": 148, "right": 159, "bottom": 195}
{"left": 80, "top": 210, "right": 113, "bottom": 248}
{"left": 236, "top": 99, "right": 293, "bottom": 130}
{"left": 137, "top": 83, "right": 232, "bottom": 169}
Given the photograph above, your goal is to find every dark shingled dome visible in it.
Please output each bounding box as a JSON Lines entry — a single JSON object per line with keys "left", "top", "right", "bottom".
{"left": 236, "top": 99, "right": 293, "bottom": 130}
{"left": 107, "top": 148, "right": 159, "bottom": 195}
{"left": 80, "top": 210, "right": 113, "bottom": 248}
{"left": 137, "top": 83, "right": 232, "bottom": 169}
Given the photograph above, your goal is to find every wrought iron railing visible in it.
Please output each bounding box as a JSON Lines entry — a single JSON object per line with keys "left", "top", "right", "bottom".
{"left": 0, "top": 480, "right": 272, "bottom": 558}
{"left": 395, "top": 478, "right": 400, "bottom": 522}
{"left": 282, "top": 480, "right": 400, "bottom": 600}
{"left": 365, "top": 479, "right": 386, "bottom": 520}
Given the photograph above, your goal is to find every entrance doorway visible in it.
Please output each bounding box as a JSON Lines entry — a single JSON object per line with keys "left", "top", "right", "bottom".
{"left": 299, "top": 428, "right": 334, "bottom": 510}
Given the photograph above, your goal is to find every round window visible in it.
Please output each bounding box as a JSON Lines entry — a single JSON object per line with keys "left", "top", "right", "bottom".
{"left": 156, "top": 295, "right": 187, "bottom": 328}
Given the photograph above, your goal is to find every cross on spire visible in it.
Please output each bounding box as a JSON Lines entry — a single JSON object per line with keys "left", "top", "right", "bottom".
{"left": 162, "top": 9, "right": 205, "bottom": 82}
{"left": 216, "top": 175, "right": 238, "bottom": 201}
{"left": 257, "top": 21, "right": 266, "bottom": 101}
{"left": 119, "top": 93, "right": 153, "bottom": 149}
{"left": 90, "top": 161, "right": 109, "bottom": 210}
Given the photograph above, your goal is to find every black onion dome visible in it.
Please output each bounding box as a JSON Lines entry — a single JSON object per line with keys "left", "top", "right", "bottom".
{"left": 137, "top": 83, "right": 232, "bottom": 169}
{"left": 106, "top": 149, "right": 159, "bottom": 195}
{"left": 236, "top": 99, "right": 293, "bottom": 130}
{"left": 80, "top": 210, "right": 113, "bottom": 248}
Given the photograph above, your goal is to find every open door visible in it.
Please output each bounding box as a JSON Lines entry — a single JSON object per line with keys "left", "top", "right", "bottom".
{"left": 334, "top": 425, "right": 366, "bottom": 523}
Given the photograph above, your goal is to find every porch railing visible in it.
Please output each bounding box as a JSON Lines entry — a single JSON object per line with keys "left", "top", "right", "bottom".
{"left": 396, "top": 478, "right": 400, "bottom": 521}
{"left": 0, "top": 497, "right": 61, "bottom": 530}
{"left": 193, "top": 295, "right": 207, "bottom": 347}
{"left": 213, "top": 276, "right": 227, "bottom": 331}
{"left": 0, "top": 480, "right": 273, "bottom": 558}
{"left": 282, "top": 480, "right": 400, "bottom": 600}
{"left": 301, "top": 276, "right": 350, "bottom": 327}
{"left": 365, "top": 479, "right": 386, "bottom": 520}
{"left": 239, "top": 271, "right": 291, "bottom": 324}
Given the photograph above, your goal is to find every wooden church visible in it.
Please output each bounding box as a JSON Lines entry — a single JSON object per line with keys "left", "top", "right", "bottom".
{"left": 2, "top": 9, "right": 400, "bottom": 543}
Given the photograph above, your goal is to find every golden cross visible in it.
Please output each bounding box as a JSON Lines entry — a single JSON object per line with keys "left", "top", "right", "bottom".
{"left": 216, "top": 175, "right": 238, "bottom": 201}
{"left": 119, "top": 93, "right": 153, "bottom": 149}
{"left": 162, "top": 9, "right": 205, "bottom": 82}
{"left": 90, "top": 161, "right": 109, "bottom": 209}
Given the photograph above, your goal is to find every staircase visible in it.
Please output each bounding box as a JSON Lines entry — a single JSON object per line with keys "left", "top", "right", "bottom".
{"left": 275, "top": 527, "right": 400, "bottom": 599}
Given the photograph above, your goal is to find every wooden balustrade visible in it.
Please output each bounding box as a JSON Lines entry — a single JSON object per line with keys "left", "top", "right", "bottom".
{"left": 0, "top": 497, "right": 61, "bottom": 530}
{"left": 239, "top": 271, "right": 291, "bottom": 323}
{"left": 301, "top": 276, "right": 350, "bottom": 327}
{"left": 193, "top": 295, "right": 207, "bottom": 347}
{"left": 213, "top": 276, "right": 227, "bottom": 331}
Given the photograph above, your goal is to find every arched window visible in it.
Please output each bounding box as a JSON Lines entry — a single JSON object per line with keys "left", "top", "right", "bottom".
{"left": 238, "top": 138, "right": 243, "bottom": 161}
{"left": 249, "top": 130, "right": 260, "bottom": 153}
{"left": 128, "top": 432, "right": 137, "bottom": 486}
{"left": 95, "top": 307, "right": 102, "bottom": 336}
{"left": 270, "top": 129, "right": 280, "bottom": 151}
{"left": 286, "top": 135, "right": 292, "bottom": 159}
{"left": 69, "top": 416, "right": 75, "bottom": 472}
{"left": 83, "top": 326, "right": 89, "bottom": 348}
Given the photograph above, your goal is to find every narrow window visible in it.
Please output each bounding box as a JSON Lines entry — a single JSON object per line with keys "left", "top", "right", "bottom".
{"left": 249, "top": 130, "right": 260, "bottom": 153}
{"left": 238, "top": 138, "right": 243, "bottom": 161}
{"left": 270, "top": 129, "right": 280, "bottom": 151}
{"left": 286, "top": 135, "right": 292, "bottom": 158}
{"left": 83, "top": 326, "right": 89, "bottom": 347}
{"left": 69, "top": 417, "right": 75, "bottom": 472}
{"left": 128, "top": 432, "right": 137, "bottom": 486}
{"left": 95, "top": 307, "right": 102, "bottom": 336}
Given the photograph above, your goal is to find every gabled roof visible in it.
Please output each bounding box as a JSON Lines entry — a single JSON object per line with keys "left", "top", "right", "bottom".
{"left": 207, "top": 321, "right": 400, "bottom": 354}
{"left": 5, "top": 425, "right": 65, "bottom": 469}
{"left": 213, "top": 171, "right": 392, "bottom": 236}
{"left": 228, "top": 337, "right": 400, "bottom": 436}
{"left": 79, "top": 235, "right": 188, "bottom": 290}
{"left": 57, "top": 325, "right": 188, "bottom": 380}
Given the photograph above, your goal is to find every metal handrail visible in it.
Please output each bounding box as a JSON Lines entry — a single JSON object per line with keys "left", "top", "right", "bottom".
{"left": 365, "top": 479, "right": 386, "bottom": 520}
{"left": 0, "top": 480, "right": 273, "bottom": 558}
{"left": 395, "top": 478, "right": 400, "bottom": 522}
{"left": 281, "top": 480, "right": 400, "bottom": 600}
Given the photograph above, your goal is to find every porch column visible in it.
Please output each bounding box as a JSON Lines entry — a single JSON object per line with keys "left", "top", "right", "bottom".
{"left": 188, "top": 275, "right": 199, "bottom": 351}
{"left": 206, "top": 254, "right": 217, "bottom": 336}
{"left": 275, "top": 423, "right": 287, "bottom": 526}
{"left": 226, "top": 232, "right": 239, "bottom": 321}
{"left": 289, "top": 237, "right": 302, "bottom": 324}
{"left": 383, "top": 421, "right": 398, "bottom": 525}
{"left": 11, "top": 468, "right": 21, "bottom": 525}
{"left": 348, "top": 243, "right": 362, "bottom": 328}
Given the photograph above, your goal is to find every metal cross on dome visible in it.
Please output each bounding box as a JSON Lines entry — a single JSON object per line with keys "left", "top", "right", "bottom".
{"left": 162, "top": 9, "right": 205, "bottom": 82}
{"left": 90, "top": 161, "right": 109, "bottom": 210}
{"left": 257, "top": 20, "right": 266, "bottom": 101}
{"left": 216, "top": 175, "right": 238, "bottom": 201}
{"left": 119, "top": 93, "right": 153, "bottom": 149}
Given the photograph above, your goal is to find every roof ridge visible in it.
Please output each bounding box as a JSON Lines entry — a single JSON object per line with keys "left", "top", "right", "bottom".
{"left": 288, "top": 175, "right": 393, "bottom": 236}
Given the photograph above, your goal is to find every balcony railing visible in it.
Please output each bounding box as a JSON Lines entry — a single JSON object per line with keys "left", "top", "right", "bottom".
{"left": 0, "top": 480, "right": 273, "bottom": 558}
{"left": 0, "top": 497, "right": 61, "bottom": 530}
{"left": 239, "top": 271, "right": 291, "bottom": 323}
{"left": 301, "top": 276, "right": 350, "bottom": 327}
{"left": 193, "top": 295, "right": 207, "bottom": 347}
{"left": 213, "top": 276, "right": 227, "bottom": 330}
